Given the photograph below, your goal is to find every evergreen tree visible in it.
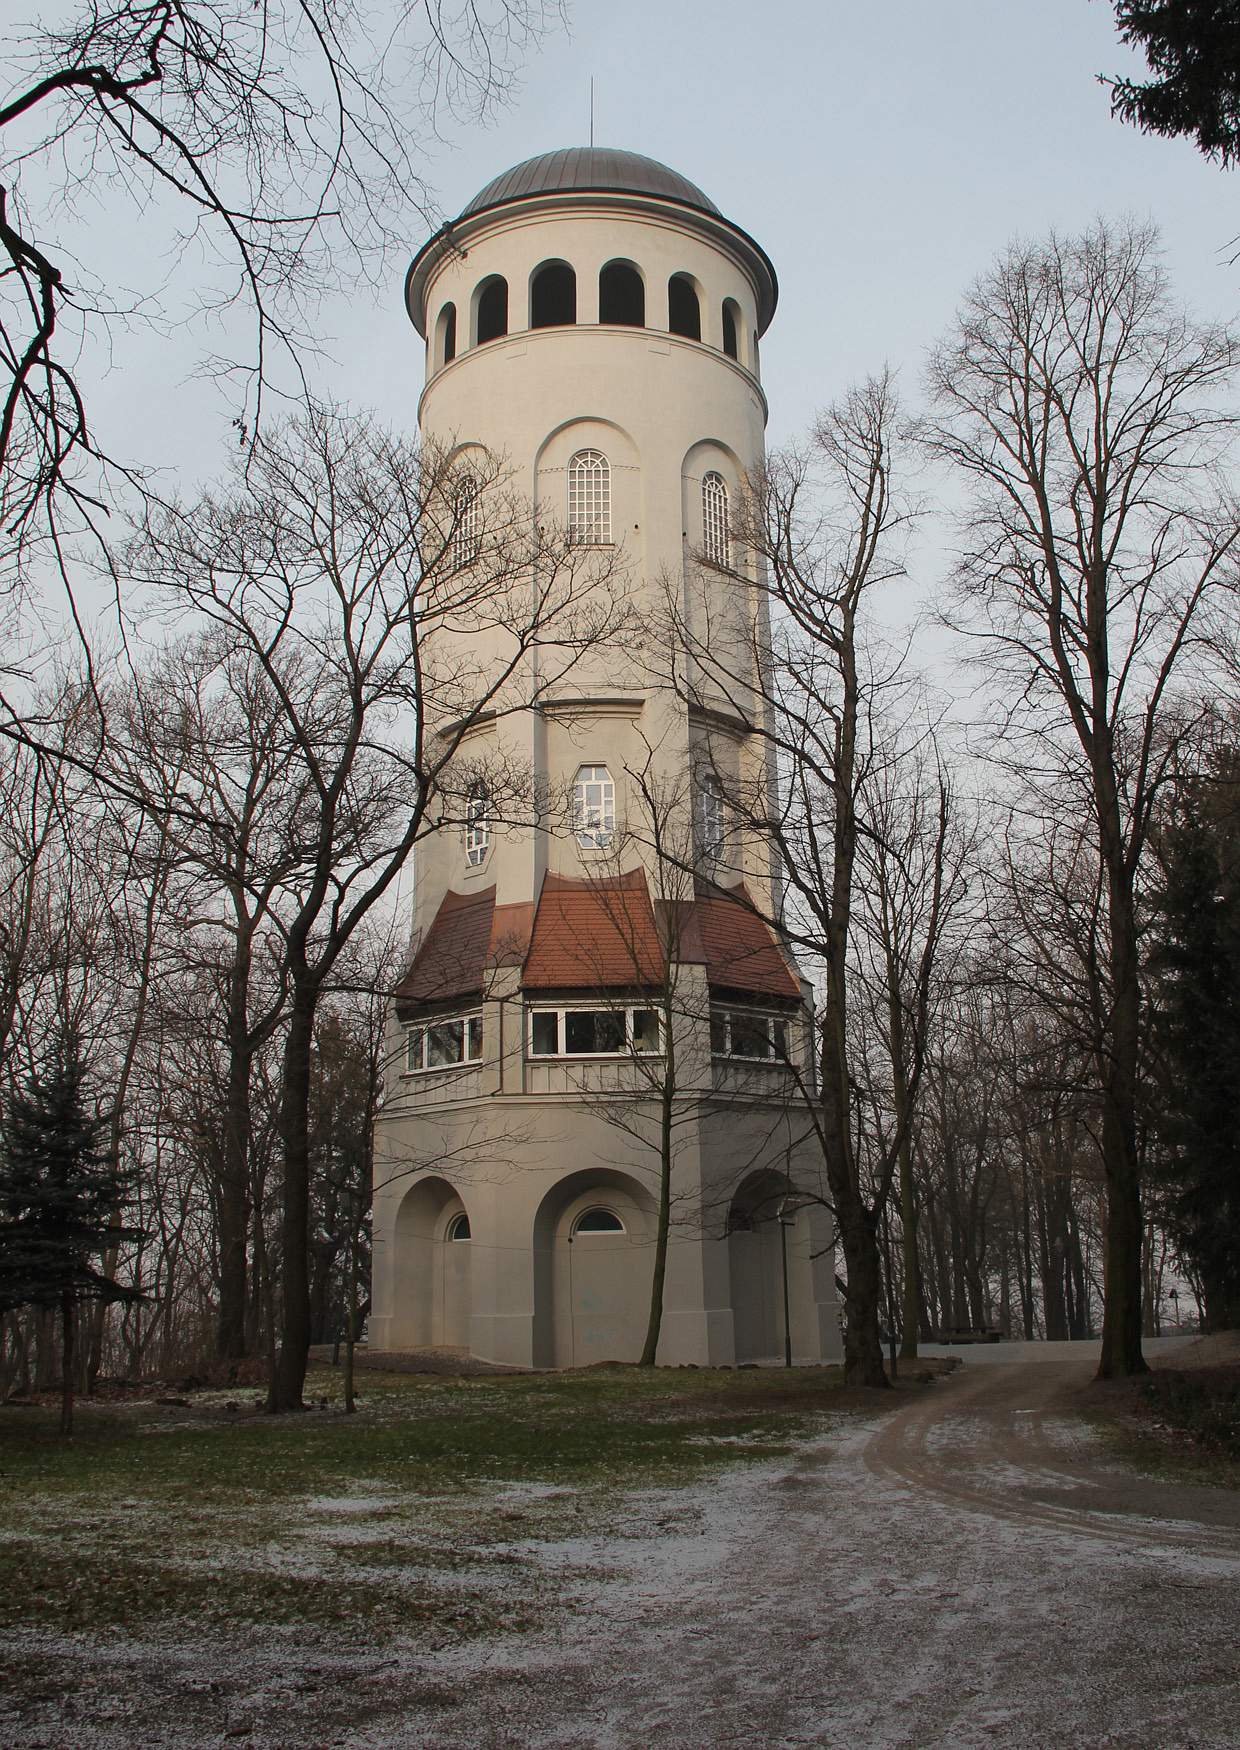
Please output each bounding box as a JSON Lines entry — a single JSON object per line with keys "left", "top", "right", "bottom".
{"left": 1109, "top": 2, "right": 1240, "bottom": 165}
{"left": 0, "top": 1034, "right": 141, "bottom": 1432}
{"left": 1150, "top": 757, "right": 1240, "bottom": 1330}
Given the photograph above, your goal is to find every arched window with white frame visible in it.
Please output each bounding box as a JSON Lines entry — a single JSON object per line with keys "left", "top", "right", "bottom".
{"left": 464, "top": 781, "right": 490, "bottom": 867}
{"left": 702, "top": 471, "right": 730, "bottom": 567}
{"left": 452, "top": 473, "right": 479, "bottom": 569}
{"left": 696, "top": 770, "right": 725, "bottom": 862}
{"left": 572, "top": 764, "right": 614, "bottom": 849}
{"left": 567, "top": 449, "right": 611, "bottom": 545}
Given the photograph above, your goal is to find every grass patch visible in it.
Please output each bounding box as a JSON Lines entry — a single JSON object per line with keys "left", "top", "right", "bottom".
{"left": 0, "top": 1362, "right": 850, "bottom": 1645}
{"left": 1137, "top": 1365, "right": 1240, "bottom": 1460}
{"left": 1092, "top": 1362, "right": 1240, "bottom": 1490}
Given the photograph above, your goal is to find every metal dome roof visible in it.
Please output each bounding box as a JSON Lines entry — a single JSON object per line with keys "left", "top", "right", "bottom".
{"left": 460, "top": 147, "right": 720, "bottom": 219}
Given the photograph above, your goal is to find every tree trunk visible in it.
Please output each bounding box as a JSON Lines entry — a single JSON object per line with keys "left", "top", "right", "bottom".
{"left": 1097, "top": 881, "right": 1147, "bottom": 1379}
{"left": 217, "top": 1016, "right": 253, "bottom": 1362}
{"left": 639, "top": 1032, "right": 675, "bottom": 1367}
{"left": 268, "top": 987, "right": 316, "bottom": 1411}
{"left": 60, "top": 1294, "right": 75, "bottom": 1436}
{"left": 836, "top": 1192, "right": 888, "bottom": 1387}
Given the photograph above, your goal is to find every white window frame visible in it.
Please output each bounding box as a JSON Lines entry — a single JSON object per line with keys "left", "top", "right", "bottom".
{"left": 527, "top": 1005, "right": 663, "bottom": 1059}
{"left": 405, "top": 1011, "right": 484, "bottom": 1074}
{"left": 696, "top": 770, "right": 725, "bottom": 861}
{"left": 572, "top": 1207, "right": 627, "bottom": 1235}
{"left": 709, "top": 1006, "right": 790, "bottom": 1063}
{"left": 702, "top": 471, "right": 730, "bottom": 568}
{"left": 452, "top": 473, "right": 479, "bottom": 569}
{"left": 464, "top": 782, "right": 490, "bottom": 868}
{"left": 567, "top": 449, "right": 611, "bottom": 545}
{"left": 572, "top": 763, "right": 615, "bottom": 849}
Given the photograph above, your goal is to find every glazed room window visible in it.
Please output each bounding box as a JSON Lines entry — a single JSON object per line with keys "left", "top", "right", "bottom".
{"left": 464, "top": 782, "right": 490, "bottom": 867}
{"left": 405, "top": 1013, "right": 484, "bottom": 1073}
{"left": 572, "top": 763, "right": 615, "bottom": 848}
{"left": 567, "top": 448, "right": 611, "bottom": 544}
{"left": 446, "top": 1211, "right": 472, "bottom": 1240}
{"left": 529, "top": 1006, "right": 663, "bottom": 1058}
{"left": 702, "top": 471, "right": 730, "bottom": 568}
{"left": 710, "top": 1008, "right": 790, "bottom": 1062}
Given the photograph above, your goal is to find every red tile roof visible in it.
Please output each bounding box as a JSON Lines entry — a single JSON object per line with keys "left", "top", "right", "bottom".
{"left": 687, "top": 881, "right": 801, "bottom": 1000}
{"left": 394, "top": 888, "right": 537, "bottom": 1009}
{"left": 397, "top": 874, "right": 801, "bottom": 1007}
{"left": 521, "top": 870, "right": 666, "bottom": 989}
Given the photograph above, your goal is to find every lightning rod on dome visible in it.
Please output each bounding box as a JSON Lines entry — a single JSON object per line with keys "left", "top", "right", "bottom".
{"left": 589, "top": 76, "right": 594, "bottom": 149}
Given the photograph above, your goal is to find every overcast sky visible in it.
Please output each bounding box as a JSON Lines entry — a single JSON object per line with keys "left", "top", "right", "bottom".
{"left": 64, "top": 0, "right": 1240, "bottom": 608}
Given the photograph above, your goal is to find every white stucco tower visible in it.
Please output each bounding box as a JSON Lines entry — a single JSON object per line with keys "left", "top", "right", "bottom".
{"left": 370, "top": 148, "right": 841, "bottom": 1367}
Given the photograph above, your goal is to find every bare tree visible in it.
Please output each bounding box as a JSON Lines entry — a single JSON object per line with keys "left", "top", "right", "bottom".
{"left": 923, "top": 218, "right": 1240, "bottom": 1377}
{"left": 127, "top": 404, "right": 623, "bottom": 1409}
{"left": 0, "top": 0, "right": 554, "bottom": 623}
{"left": 671, "top": 372, "right": 965, "bottom": 1386}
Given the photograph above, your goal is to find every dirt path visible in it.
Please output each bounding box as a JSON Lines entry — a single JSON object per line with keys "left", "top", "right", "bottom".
{"left": 406, "top": 1352, "right": 1240, "bottom": 1749}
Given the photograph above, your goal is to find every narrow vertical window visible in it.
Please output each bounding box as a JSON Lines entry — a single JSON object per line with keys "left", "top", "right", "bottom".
{"left": 702, "top": 471, "right": 730, "bottom": 567}
{"left": 572, "top": 764, "right": 615, "bottom": 848}
{"left": 668, "top": 274, "right": 701, "bottom": 341}
{"left": 452, "top": 474, "right": 479, "bottom": 568}
{"left": 465, "top": 782, "right": 490, "bottom": 867}
{"left": 697, "top": 771, "right": 724, "bottom": 861}
{"left": 722, "top": 299, "right": 739, "bottom": 360}
{"left": 567, "top": 449, "right": 611, "bottom": 544}
{"left": 436, "top": 302, "right": 457, "bottom": 368}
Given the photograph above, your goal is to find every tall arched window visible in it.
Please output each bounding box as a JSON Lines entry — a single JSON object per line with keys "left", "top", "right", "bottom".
{"left": 476, "top": 275, "right": 508, "bottom": 345}
{"left": 702, "top": 471, "right": 730, "bottom": 567}
{"left": 668, "top": 274, "right": 701, "bottom": 341}
{"left": 567, "top": 449, "right": 611, "bottom": 544}
{"left": 465, "top": 781, "right": 490, "bottom": 867}
{"left": 697, "top": 771, "right": 725, "bottom": 861}
{"left": 452, "top": 473, "right": 479, "bottom": 568}
{"left": 722, "top": 299, "right": 740, "bottom": 360}
{"left": 436, "top": 302, "right": 457, "bottom": 368}
{"left": 530, "top": 260, "right": 576, "bottom": 328}
{"left": 572, "top": 764, "right": 614, "bottom": 848}
{"left": 599, "top": 261, "right": 644, "bottom": 326}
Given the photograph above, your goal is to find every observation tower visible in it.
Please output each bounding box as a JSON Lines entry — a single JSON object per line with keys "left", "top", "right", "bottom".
{"left": 369, "top": 147, "right": 840, "bottom": 1367}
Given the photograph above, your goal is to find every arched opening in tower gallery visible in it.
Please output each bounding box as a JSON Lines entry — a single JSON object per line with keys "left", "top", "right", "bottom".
{"left": 530, "top": 259, "right": 577, "bottom": 329}
{"left": 475, "top": 274, "right": 508, "bottom": 344}
{"left": 599, "top": 259, "right": 645, "bottom": 326}
{"left": 668, "top": 273, "right": 702, "bottom": 341}
{"left": 435, "top": 301, "right": 457, "bottom": 368}
{"left": 722, "top": 297, "right": 741, "bottom": 361}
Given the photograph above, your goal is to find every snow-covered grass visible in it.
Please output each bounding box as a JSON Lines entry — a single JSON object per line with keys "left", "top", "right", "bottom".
{"left": 0, "top": 1361, "right": 851, "bottom": 1652}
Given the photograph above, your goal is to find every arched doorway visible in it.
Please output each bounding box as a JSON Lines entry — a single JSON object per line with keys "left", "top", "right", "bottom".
{"left": 532, "top": 1171, "right": 655, "bottom": 1367}
{"left": 727, "top": 1170, "right": 804, "bottom": 1363}
{"left": 391, "top": 1177, "right": 473, "bottom": 1350}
